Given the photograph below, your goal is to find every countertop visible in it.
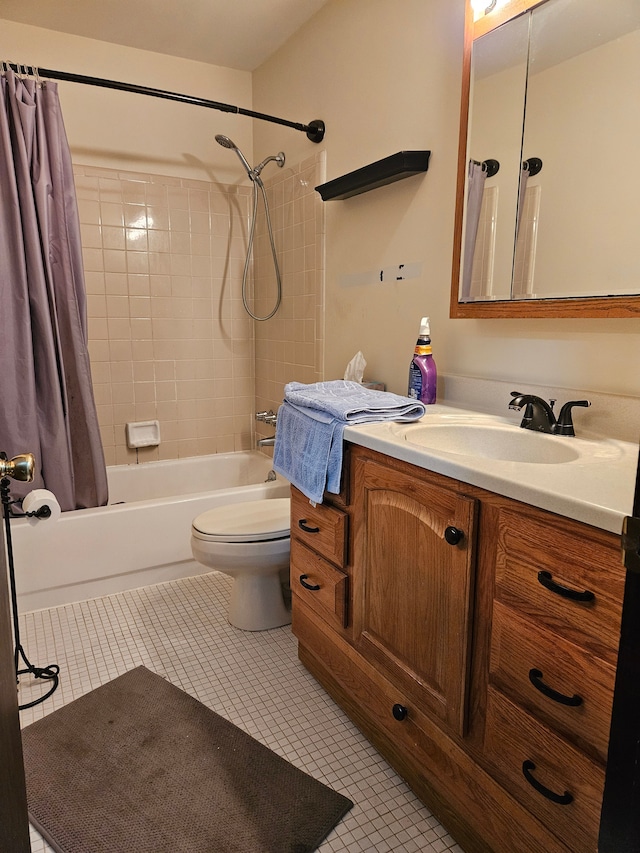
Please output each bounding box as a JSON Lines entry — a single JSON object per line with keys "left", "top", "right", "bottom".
{"left": 344, "top": 404, "right": 638, "bottom": 534}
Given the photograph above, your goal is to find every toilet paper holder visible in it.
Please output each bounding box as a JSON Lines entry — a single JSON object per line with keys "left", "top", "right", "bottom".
{"left": 24, "top": 503, "right": 52, "bottom": 519}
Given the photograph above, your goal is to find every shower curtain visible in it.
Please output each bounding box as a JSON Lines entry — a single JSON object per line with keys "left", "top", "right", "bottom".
{"left": 460, "top": 159, "right": 487, "bottom": 300}
{"left": 0, "top": 68, "right": 108, "bottom": 511}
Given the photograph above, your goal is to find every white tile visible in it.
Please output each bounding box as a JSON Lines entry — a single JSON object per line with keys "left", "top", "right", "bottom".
{"left": 19, "top": 573, "right": 467, "bottom": 852}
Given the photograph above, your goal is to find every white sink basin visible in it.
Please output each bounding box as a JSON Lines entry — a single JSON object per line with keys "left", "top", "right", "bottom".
{"left": 390, "top": 422, "right": 581, "bottom": 464}
{"left": 344, "top": 404, "right": 636, "bottom": 534}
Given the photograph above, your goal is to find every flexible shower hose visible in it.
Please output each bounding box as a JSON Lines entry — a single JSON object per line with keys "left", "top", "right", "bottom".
{"left": 242, "top": 177, "right": 282, "bottom": 322}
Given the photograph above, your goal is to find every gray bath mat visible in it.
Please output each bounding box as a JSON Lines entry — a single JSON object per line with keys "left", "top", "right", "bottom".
{"left": 22, "top": 665, "right": 353, "bottom": 853}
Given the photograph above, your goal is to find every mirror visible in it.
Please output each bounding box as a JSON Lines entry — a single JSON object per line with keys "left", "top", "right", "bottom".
{"left": 451, "top": 0, "right": 640, "bottom": 319}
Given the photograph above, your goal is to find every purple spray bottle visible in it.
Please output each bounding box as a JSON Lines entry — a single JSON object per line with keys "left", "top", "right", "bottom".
{"left": 408, "top": 316, "right": 437, "bottom": 405}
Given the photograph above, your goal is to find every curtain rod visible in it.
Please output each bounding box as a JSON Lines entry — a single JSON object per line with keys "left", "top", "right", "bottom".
{"left": 6, "top": 62, "right": 326, "bottom": 143}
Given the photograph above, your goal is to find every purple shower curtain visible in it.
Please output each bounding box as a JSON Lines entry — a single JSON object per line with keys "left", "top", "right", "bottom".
{"left": 0, "top": 69, "right": 107, "bottom": 511}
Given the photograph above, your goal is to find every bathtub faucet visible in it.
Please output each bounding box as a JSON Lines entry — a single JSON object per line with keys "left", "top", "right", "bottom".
{"left": 256, "top": 410, "right": 278, "bottom": 427}
{"left": 256, "top": 410, "right": 277, "bottom": 449}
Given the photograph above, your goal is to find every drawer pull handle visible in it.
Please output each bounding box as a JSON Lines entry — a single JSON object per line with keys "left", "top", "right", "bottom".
{"left": 298, "top": 519, "right": 320, "bottom": 534}
{"left": 392, "top": 703, "right": 408, "bottom": 721}
{"left": 528, "top": 668, "right": 583, "bottom": 707}
{"left": 522, "top": 760, "right": 574, "bottom": 806}
{"left": 537, "top": 571, "right": 595, "bottom": 603}
{"left": 299, "top": 574, "right": 321, "bottom": 591}
{"left": 444, "top": 525, "right": 464, "bottom": 545}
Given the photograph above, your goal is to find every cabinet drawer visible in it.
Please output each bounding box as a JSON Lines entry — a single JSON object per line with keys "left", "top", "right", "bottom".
{"left": 494, "top": 507, "right": 624, "bottom": 662}
{"left": 291, "top": 487, "right": 348, "bottom": 568}
{"left": 291, "top": 539, "right": 348, "bottom": 629}
{"left": 489, "top": 601, "right": 615, "bottom": 764}
{"left": 484, "top": 687, "right": 604, "bottom": 853}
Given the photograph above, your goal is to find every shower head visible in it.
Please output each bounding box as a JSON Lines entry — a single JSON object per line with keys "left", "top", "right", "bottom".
{"left": 215, "top": 134, "right": 285, "bottom": 183}
{"left": 215, "top": 134, "right": 253, "bottom": 178}
{"left": 215, "top": 134, "right": 235, "bottom": 149}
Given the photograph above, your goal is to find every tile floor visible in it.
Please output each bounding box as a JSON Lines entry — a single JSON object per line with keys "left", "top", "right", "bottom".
{"left": 19, "top": 572, "right": 467, "bottom": 853}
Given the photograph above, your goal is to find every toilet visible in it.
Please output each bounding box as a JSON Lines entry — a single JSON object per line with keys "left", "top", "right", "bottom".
{"left": 191, "top": 498, "right": 291, "bottom": 631}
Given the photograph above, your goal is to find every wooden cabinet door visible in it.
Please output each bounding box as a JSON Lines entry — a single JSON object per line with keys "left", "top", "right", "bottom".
{"left": 352, "top": 452, "right": 477, "bottom": 735}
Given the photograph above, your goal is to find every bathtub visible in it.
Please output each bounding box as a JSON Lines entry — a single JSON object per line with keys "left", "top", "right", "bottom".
{"left": 11, "top": 451, "right": 290, "bottom": 613}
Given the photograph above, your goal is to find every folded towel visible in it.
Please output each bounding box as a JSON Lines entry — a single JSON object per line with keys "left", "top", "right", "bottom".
{"left": 283, "top": 380, "right": 425, "bottom": 423}
{"left": 273, "top": 381, "right": 425, "bottom": 504}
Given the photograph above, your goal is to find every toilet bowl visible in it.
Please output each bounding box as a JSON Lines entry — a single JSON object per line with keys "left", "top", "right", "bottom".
{"left": 191, "top": 498, "right": 291, "bottom": 631}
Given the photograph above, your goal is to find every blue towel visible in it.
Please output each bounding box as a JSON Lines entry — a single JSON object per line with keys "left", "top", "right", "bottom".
{"left": 273, "top": 381, "right": 425, "bottom": 504}
{"left": 283, "top": 380, "right": 425, "bottom": 423}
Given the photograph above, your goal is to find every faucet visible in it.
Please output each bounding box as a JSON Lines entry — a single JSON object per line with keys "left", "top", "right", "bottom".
{"left": 256, "top": 410, "right": 278, "bottom": 427}
{"left": 509, "top": 392, "right": 590, "bottom": 436}
{"left": 256, "top": 410, "right": 277, "bottom": 449}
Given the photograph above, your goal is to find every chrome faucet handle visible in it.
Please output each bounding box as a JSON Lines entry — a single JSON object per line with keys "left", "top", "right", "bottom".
{"left": 256, "top": 410, "right": 276, "bottom": 423}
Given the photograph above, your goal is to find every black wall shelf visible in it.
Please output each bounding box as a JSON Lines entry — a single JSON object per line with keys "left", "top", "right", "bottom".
{"left": 315, "top": 150, "right": 431, "bottom": 201}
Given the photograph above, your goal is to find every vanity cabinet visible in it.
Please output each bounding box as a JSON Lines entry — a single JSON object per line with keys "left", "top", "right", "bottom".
{"left": 291, "top": 443, "right": 625, "bottom": 853}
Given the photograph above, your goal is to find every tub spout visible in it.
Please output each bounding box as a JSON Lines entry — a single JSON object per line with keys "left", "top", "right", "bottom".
{"left": 257, "top": 436, "right": 276, "bottom": 448}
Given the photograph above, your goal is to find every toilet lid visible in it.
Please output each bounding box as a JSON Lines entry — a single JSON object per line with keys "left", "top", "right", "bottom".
{"left": 192, "top": 498, "right": 291, "bottom": 543}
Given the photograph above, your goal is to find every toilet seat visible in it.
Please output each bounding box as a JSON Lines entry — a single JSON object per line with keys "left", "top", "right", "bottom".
{"left": 192, "top": 498, "right": 291, "bottom": 544}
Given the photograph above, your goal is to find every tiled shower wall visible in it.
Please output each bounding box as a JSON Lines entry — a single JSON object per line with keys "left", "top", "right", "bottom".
{"left": 74, "top": 151, "right": 324, "bottom": 467}
{"left": 254, "top": 151, "right": 325, "bottom": 441}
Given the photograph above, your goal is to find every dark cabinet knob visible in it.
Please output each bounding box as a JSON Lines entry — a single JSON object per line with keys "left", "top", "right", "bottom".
{"left": 392, "top": 703, "right": 408, "bottom": 721}
{"left": 444, "top": 526, "right": 463, "bottom": 545}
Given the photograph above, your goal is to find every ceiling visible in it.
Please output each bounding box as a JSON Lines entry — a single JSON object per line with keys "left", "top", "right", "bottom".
{"left": 0, "top": 0, "right": 332, "bottom": 71}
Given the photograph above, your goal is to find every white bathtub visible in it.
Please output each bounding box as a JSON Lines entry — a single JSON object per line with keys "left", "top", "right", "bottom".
{"left": 12, "top": 452, "right": 290, "bottom": 613}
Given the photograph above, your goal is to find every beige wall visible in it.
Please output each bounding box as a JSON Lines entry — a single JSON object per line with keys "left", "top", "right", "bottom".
{"left": 254, "top": 0, "right": 640, "bottom": 400}
{"left": 1, "top": 19, "right": 253, "bottom": 183}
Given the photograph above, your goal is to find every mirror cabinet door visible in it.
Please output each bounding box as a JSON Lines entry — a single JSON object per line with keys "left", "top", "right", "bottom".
{"left": 521, "top": 0, "right": 640, "bottom": 300}
{"left": 460, "top": 14, "right": 529, "bottom": 303}
{"left": 451, "top": 0, "right": 640, "bottom": 319}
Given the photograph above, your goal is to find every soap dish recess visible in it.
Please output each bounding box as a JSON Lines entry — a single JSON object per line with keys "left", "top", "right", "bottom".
{"left": 126, "top": 420, "right": 161, "bottom": 448}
